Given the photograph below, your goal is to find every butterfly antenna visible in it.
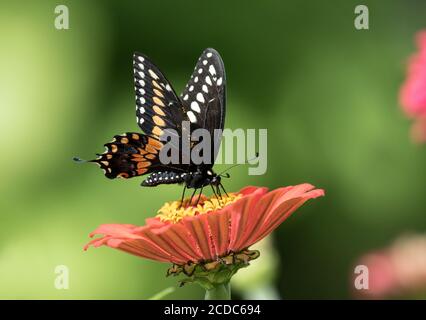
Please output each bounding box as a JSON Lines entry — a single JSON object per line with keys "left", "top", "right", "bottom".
{"left": 218, "top": 152, "right": 259, "bottom": 176}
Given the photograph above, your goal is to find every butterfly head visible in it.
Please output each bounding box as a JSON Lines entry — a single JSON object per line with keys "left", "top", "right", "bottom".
{"left": 207, "top": 170, "right": 231, "bottom": 187}
{"left": 206, "top": 169, "right": 221, "bottom": 186}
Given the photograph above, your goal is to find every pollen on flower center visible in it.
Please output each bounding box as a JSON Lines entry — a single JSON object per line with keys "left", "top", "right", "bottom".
{"left": 156, "top": 193, "right": 242, "bottom": 223}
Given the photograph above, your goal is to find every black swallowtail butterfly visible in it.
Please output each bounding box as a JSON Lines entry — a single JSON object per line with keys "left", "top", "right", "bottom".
{"left": 82, "top": 48, "right": 227, "bottom": 201}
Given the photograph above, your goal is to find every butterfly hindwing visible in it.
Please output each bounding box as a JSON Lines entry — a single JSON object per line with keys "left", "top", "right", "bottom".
{"left": 91, "top": 132, "right": 164, "bottom": 179}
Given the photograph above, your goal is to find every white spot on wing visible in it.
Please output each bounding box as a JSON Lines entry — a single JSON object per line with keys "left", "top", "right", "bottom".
{"left": 191, "top": 101, "right": 201, "bottom": 113}
{"left": 138, "top": 97, "right": 145, "bottom": 104}
{"left": 209, "top": 65, "right": 216, "bottom": 76}
{"left": 139, "top": 117, "right": 145, "bottom": 124}
{"left": 207, "top": 52, "right": 213, "bottom": 58}
{"left": 217, "top": 77, "right": 223, "bottom": 86}
{"left": 138, "top": 80, "right": 145, "bottom": 87}
{"left": 196, "top": 93, "right": 205, "bottom": 103}
{"left": 148, "top": 69, "right": 159, "bottom": 80}
{"left": 203, "top": 60, "right": 208, "bottom": 65}
{"left": 205, "top": 76, "right": 212, "bottom": 86}
{"left": 139, "top": 106, "right": 145, "bottom": 114}
{"left": 189, "top": 85, "right": 194, "bottom": 92}
{"left": 202, "top": 85, "right": 208, "bottom": 93}
{"left": 166, "top": 84, "right": 172, "bottom": 92}
{"left": 198, "top": 68, "right": 203, "bottom": 74}
{"left": 183, "top": 94, "right": 189, "bottom": 101}
{"left": 138, "top": 56, "right": 145, "bottom": 62}
{"left": 187, "top": 111, "right": 197, "bottom": 123}
{"left": 194, "top": 76, "right": 199, "bottom": 83}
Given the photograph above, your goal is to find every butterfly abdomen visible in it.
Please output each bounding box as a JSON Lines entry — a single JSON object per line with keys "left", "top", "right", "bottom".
{"left": 141, "top": 171, "right": 188, "bottom": 186}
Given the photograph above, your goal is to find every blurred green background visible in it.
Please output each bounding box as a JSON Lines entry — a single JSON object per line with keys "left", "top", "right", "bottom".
{"left": 1, "top": 0, "right": 426, "bottom": 299}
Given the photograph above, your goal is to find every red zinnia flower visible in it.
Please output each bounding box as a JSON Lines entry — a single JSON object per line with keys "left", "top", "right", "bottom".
{"left": 400, "top": 30, "right": 426, "bottom": 143}
{"left": 85, "top": 183, "right": 324, "bottom": 297}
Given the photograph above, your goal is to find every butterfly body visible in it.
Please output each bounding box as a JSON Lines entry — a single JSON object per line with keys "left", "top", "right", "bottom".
{"left": 141, "top": 168, "right": 220, "bottom": 189}
{"left": 88, "top": 48, "right": 226, "bottom": 197}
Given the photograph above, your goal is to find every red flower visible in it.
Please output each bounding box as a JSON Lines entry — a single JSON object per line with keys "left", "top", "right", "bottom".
{"left": 400, "top": 30, "right": 426, "bottom": 143}
{"left": 85, "top": 184, "right": 324, "bottom": 266}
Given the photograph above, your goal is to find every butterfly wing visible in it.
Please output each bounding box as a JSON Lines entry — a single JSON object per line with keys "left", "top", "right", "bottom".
{"left": 89, "top": 49, "right": 226, "bottom": 184}
{"left": 90, "top": 52, "right": 190, "bottom": 182}
{"left": 91, "top": 133, "right": 166, "bottom": 179}
{"left": 133, "top": 52, "right": 185, "bottom": 139}
{"left": 180, "top": 48, "right": 226, "bottom": 165}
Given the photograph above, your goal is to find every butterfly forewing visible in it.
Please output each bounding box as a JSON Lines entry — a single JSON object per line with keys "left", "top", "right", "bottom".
{"left": 133, "top": 52, "right": 185, "bottom": 139}
{"left": 180, "top": 48, "right": 226, "bottom": 165}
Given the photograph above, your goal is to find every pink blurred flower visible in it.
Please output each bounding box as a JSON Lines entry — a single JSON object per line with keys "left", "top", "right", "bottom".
{"left": 354, "top": 234, "right": 426, "bottom": 299}
{"left": 400, "top": 31, "right": 426, "bottom": 143}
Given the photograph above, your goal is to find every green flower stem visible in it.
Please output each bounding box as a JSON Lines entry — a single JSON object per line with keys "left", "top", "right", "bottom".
{"left": 204, "top": 282, "right": 231, "bottom": 300}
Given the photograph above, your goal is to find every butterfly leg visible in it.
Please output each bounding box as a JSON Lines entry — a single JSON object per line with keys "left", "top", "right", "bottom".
{"left": 210, "top": 184, "right": 219, "bottom": 200}
{"left": 195, "top": 186, "right": 204, "bottom": 206}
{"left": 179, "top": 185, "right": 187, "bottom": 208}
{"left": 216, "top": 184, "right": 224, "bottom": 204}
{"left": 219, "top": 183, "right": 229, "bottom": 197}
{"left": 188, "top": 188, "right": 198, "bottom": 206}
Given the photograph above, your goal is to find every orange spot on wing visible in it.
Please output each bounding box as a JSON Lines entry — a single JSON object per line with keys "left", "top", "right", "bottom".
{"left": 152, "top": 115, "right": 165, "bottom": 127}
{"left": 152, "top": 126, "right": 163, "bottom": 137}
{"left": 146, "top": 145, "right": 157, "bottom": 154}
{"left": 152, "top": 80, "right": 162, "bottom": 90}
{"left": 137, "top": 161, "right": 151, "bottom": 169}
{"left": 131, "top": 154, "right": 144, "bottom": 161}
{"left": 153, "top": 88, "right": 164, "bottom": 98}
{"left": 138, "top": 148, "right": 148, "bottom": 155}
{"left": 148, "top": 137, "right": 163, "bottom": 150}
{"left": 153, "top": 97, "right": 165, "bottom": 107}
{"left": 153, "top": 105, "right": 165, "bottom": 116}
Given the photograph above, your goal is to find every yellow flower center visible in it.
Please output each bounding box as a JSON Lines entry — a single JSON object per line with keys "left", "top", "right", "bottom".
{"left": 156, "top": 193, "right": 242, "bottom": 223}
